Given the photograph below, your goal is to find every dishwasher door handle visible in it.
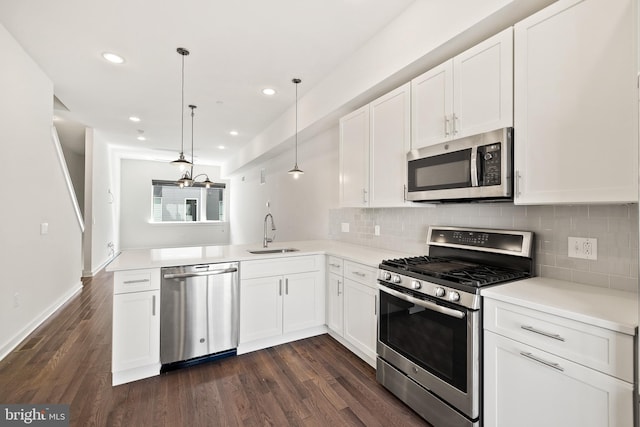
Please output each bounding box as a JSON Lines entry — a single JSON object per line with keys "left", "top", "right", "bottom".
{"left": 163, "top": 267, "right": 238, "bottom": 279}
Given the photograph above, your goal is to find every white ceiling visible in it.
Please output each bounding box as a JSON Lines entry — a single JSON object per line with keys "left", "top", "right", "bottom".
{"left": 0, "top": 0, "right": 415, "bottom": 165}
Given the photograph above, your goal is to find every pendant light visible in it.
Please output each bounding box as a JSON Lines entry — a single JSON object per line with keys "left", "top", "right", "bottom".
{"left": 288, "top": 78, "right": 304, "bottom": 178}
{"left": 178, "top": 105, "right": 214, "bottom": 189}
{"left": 171, "top": 47, "right": 192, "bottom": 170}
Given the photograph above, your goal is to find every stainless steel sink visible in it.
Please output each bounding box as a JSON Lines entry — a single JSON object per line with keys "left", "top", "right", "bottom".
{"left": 247, "top": 248, "right": 299, "bottom": 254}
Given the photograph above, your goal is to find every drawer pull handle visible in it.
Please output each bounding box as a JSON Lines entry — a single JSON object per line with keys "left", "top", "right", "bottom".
{"left": 329, "top": 263, "right": 341, "bottom": 268}
{"left": 352, "top": 271, "right": 366, "bottom": 277}
{"left": 123, "top": 279, "right": 150, "bottom": 285}
{"left": 520, "top": 351, "right": 564, "bottom": 372}
{"left": 521, "top": 325, "right": 565, "bottom": 342}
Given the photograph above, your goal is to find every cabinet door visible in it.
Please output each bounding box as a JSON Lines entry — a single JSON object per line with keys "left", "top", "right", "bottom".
{"left": 343, "top": 279, "right": 377, "bottom": 361}
{"left": 283, "top": 271, "right": 322, "bottom": 334}
{"left": 453, "top": 27, "right": 513, "bottom": 138}
{"left": 484, "top": 331, "right": 633, "bottom": 427}
{"left": 240, "top": 276, "right": 282, "bottom": 343}
{"left": 327, "top": 273, "right": 344, "bottom": 335}
{"left": 112, "top": 290, "right": 160, "bottom": 372}
{"left": 369, "top": 82, "right": 411, "bottom": 207}
{"left": 411, "top": 61, "right": 453, "bottom": 149}
{"left": 339, "top": 105, "right": 370, "bottom": 207}
{"left": 514, "top": 0, "right": 638, "bottom": 204}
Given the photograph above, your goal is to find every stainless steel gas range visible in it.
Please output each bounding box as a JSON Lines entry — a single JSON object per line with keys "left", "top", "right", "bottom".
{"left": 376, "top": 226, "right": 534, "bottom": 427}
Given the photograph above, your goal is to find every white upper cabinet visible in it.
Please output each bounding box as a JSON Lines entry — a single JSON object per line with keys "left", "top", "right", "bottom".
{"left": 412, "top": 28, "right": 513, "bottom": 149}
{"left": 513, "top": 0, "right": 638, "bottom": 204}
{"left": 411, "top": 62, "right": 453, "bottom": 149}
{"left": 340, "top": 83, "right": 411, "bottom": 208}
{"left": 339, "top": 105, "right": 370, "bottom": 207}
{"left": 369, "top": 83, "right": 411, "bottom": 207}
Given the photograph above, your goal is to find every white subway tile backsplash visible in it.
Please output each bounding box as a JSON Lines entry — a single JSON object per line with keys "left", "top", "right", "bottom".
{"left": 329, "top": 202, "right": 639, "bottom": 292}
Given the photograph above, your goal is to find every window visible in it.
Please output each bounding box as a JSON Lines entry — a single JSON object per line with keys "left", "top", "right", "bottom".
{"left": 151, "top": 180, "right": 226, "bottom": 223}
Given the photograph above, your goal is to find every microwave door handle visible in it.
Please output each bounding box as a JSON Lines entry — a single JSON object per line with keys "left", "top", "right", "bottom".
{"left": 470, "top": 146, "right": 479, "bottom": 187}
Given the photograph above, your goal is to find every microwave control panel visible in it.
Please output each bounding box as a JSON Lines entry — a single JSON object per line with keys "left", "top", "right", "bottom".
{"left": 478, "top": 143, "right": 501, "bottom": 186}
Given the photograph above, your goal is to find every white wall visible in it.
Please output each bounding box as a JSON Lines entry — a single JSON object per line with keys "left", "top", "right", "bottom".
{"left": 0, "top": 24, "right": 83, "bottom": 359}
{"left": 119, "top": 159, "right": 229, "bottom": 249}
{"left": 83, "top": 129, "right": 119, "bottom": 276}
{"left": 223, "top": 0, "right": 556, "bottom": 176}
{"left": 229, "top": 126, "right": 339, "bottom": 245}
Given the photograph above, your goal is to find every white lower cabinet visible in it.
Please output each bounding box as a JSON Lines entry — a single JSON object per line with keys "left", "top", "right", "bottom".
{"left": 112, "top": 268, "right": 161, "bottom": 386}
{"left": 343, "top": 278, "right": 377, "bottom": 363}
{"left": 327, "top": 272, "right": 344, "bottom": 335}
{"left": 239, "top": 255, "right": 325, "bottom": 353}
{"left": 326, "top": 257, "right": 378, "bottom": 367}
{"left": 484, "top": 331, "right": 633, "bottom": 427}
{"left": 484, "top": 298, "right": 634, "bottom": 427}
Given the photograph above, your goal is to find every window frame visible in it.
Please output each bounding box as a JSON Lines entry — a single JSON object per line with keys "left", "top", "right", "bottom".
{"left": 150, "top": 179, "right": 227, "bottom": 224}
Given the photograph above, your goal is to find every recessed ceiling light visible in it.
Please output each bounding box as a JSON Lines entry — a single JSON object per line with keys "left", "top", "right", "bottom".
{"left": 129, "top": 116, "right": 141, "bottom": 122}
{"left": 262, "top": 88, "right": 276, "bottom": 96}
{"left": 229, "top": 130, "right": 239, "bottom": 136}
{"left": 137, "top": 136, "right": 146, "bottom": 141}
{"left": 218, "top": 145, "right": 226, "bottom": 150}
{"left": 102, "top": 52, "right": 125, "bottom": 64}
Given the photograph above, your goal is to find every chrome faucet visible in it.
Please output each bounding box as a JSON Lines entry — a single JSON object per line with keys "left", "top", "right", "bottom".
{"left": 263, "top": 213, "right": 276, "bottom": 247}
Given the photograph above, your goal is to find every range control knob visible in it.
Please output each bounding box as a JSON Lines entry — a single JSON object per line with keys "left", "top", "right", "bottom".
{"left": 434, "top": 287, "right": 445, "bottom": 297}
{"left": 411, "top": 280, "right": 422, "bottom": 290}
{"left": 448, "top": 291, "right": 461, "bottom": 302}
{"left": 381, "top": 271, "right": 392, "bottom": 281}
{"left": 392, "top": 275, "right": 402, "bottom": 284}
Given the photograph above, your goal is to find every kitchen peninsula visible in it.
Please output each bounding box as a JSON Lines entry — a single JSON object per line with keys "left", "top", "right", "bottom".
{"left": 107, "top": 240, "right": 412, "bottom": 385}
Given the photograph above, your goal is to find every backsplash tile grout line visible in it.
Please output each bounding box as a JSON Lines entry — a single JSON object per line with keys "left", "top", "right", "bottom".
{"left": 329, "top": 203, "right": 639, "bottom": 292}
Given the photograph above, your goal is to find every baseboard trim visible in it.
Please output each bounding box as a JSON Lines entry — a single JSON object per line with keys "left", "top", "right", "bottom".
{"left": 0, "top": 282, "right": 83, "bottom": 361}
{"left": 237, "top": 325, "right": 328, "bottom": 355}
{"left": 83, "top": 254, "right": 118, "bottom": 278}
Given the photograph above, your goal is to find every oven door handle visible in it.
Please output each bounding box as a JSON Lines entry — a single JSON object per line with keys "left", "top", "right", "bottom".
{"left": 381, "top": 287, "right": 466, "bottom": 319}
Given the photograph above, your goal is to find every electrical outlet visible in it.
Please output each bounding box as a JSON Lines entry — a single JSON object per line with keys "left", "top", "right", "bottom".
{"left": 374, "top": 225, "right": 380, "bottom": 236}
{"left": 568, "top": 237, "right": 598, "bottom": 260}
{"left": 341, "top": 223, "right": 350, "bottom": 233}
{"left": 40, "top": 222, "right": 48, "bottom": 235}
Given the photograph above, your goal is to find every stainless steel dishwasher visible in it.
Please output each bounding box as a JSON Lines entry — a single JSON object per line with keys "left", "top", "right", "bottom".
{"left": 160, "top": 262, "right": 239, "bottom": 369}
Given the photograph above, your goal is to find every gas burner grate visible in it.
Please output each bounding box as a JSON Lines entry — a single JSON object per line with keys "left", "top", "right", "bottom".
{"left": 381, "top": 256, "right": 528, "bottom": 287}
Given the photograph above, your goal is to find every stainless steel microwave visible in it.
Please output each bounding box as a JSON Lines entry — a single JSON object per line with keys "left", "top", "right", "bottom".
{"left": 406, "top": 127, "right": 513, "bottom": 202}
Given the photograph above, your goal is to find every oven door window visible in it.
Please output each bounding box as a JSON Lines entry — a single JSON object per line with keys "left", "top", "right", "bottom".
{"left": 379, "top": 289, "right": 468, "bottom": 392}
{"left": 408, "top": 148, "right": 471, "bottom": 192}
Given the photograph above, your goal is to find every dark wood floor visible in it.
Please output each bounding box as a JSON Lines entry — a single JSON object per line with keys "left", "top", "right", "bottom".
{"left": 0, "top": 270, "right": 430, "bottom": 426}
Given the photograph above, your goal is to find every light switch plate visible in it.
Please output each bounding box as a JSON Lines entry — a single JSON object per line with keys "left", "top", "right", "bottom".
{"left": 40, "top": 222, "right": 48, "bottom": 235}
{"left": 341, "top": 223, "right": 349, "bottom": 233}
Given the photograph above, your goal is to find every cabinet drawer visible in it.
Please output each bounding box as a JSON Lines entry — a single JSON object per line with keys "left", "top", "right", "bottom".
{"left": 241, "top": 255, "right": 321, "bottom": 279}
{"left": 114, "top": 269, "right": 160, "bottom": 294}
{"left": 484, "top": 330, "right": 634, "bottom": 427}
{"left": 327, "top": 256, "right": 344, "bottom": 275}
{"left": 484, "top": 299, "right": 634, "bottom": 382}
{"left": 343, "top": 261, "right": 377, "bottom": 287}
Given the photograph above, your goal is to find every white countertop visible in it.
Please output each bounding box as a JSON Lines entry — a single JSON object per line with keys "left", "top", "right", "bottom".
{"left": 481, "top": 277, "right": 638, "bottom": 335}
{"left": 106, "top": 239, "right": 414, "bottom": 272}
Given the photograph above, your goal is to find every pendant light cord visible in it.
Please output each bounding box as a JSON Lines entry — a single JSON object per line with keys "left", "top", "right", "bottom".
{"left": 295, "top": 81, "right": 298, "bottom": 164}
{"left": 181, "top": 53, "right": 185, "bottom": 156}
{"left": 190, "top": 105, "right": 196, "bottom": 177}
